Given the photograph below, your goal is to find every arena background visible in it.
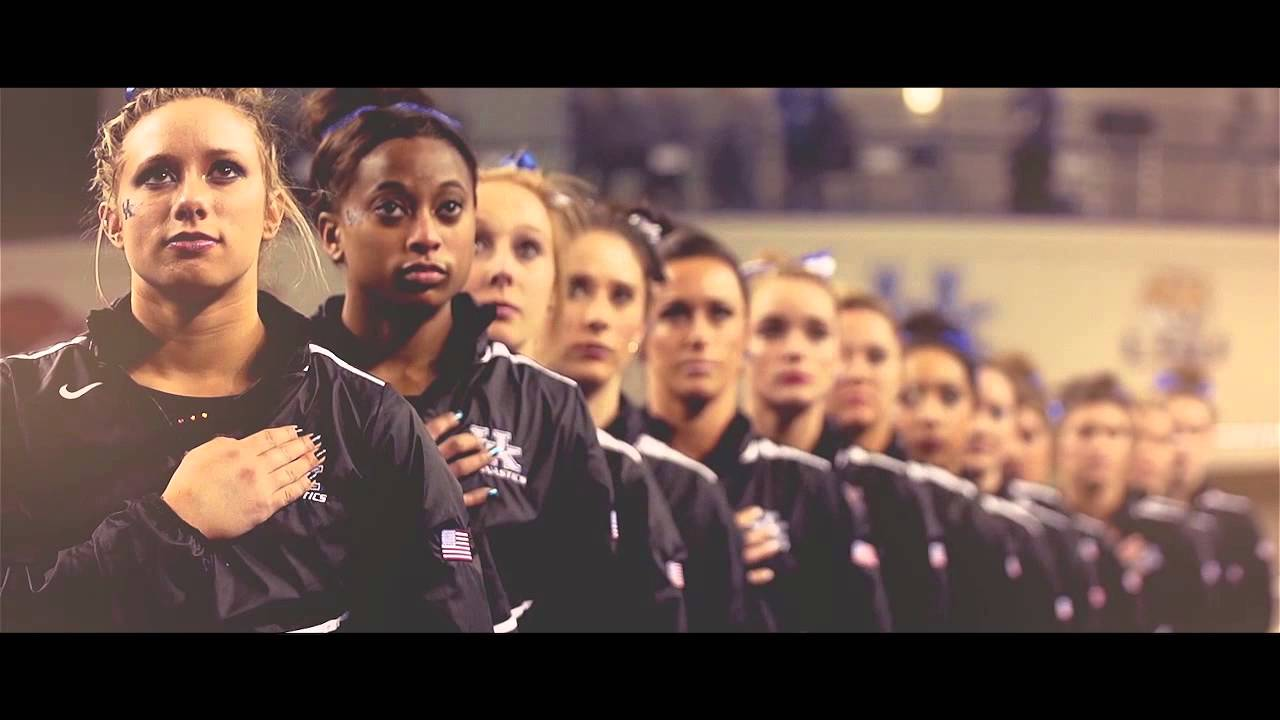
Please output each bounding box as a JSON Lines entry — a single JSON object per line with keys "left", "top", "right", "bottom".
{"left": 3, "top": 88, "right": 1276, "bottom": 628}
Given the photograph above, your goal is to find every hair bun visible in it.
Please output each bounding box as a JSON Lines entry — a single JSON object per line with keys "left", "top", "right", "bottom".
{"left": 299, "top": 88, "right": 437, "bottom": 146}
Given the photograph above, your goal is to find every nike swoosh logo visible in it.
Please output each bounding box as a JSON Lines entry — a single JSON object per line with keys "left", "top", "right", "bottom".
{"left": 59, "top": 382, "right": 103, "bottom": 399}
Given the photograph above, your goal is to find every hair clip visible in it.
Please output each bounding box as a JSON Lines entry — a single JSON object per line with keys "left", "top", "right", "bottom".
{"left": 1047, "top": 399, "right": 1066, "bottom": 424}
{"left": 939, "top": 327, "right": 976, "bottom": 358}
{"left": 1155, "top": 368, "right": 1214, "bottom": 399}
{"left": 627, "top": 212, "right": 664, "bottom": 247}
{"left": 741, "top": 249, "right": 836, "bottom": 281}
{"left": 497, "top": 148, "right": 540, "bottom": 171}
{"left": 739, "top": 259, "right": 773, "bottom": 279}
{"left": 798, "top": 249, "right": 836, "bottom": 279}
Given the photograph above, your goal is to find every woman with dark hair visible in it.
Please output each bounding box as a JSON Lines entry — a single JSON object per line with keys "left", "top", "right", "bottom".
{"left": 301, "top": 89, "right": 617, "bottom": 632}
{"left": 991, "top": 351, "right": 1054, "bottom": 485}
{"left": 542, "top": 203, "right": 747, "bottom": 631}
{"left": 895, "top": 311, "right": 1067, "bottom": 631}
{"left": 634, "top": 227, "right": 889, "bottom": 632}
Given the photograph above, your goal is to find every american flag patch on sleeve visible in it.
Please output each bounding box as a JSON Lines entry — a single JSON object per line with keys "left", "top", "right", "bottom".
{"left": 1226, "top": 563, "right": 1245, "bottom": 585}
{"left": 441, "top": 529, "right": 473, "bottom": 562}
{"left": 1078, "top": 537, "right": 1100, "bottom": 563}
{"left": 1005, "top": 554, "right": 1023, "bottom": 580}
{"left": 1055, "top": 596, "right": 1075, "bottom": 622}
{"left": 1122, "top": 569, "right": 1144, "bottom": 595}
{"left": 851, "top": 540, "right": 880, "bottom": 569}
{"left": 666, "top": 561, "right": 685, "bottom": 589}
{"left": 1258, "top": 541, "right": 1275, "bottom": 562}
{"left": 928, "top": 541, "right": 948, "bottom": 570}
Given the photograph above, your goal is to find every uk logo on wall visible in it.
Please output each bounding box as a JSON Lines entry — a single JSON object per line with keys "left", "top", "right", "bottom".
{"left": 872, "top": 265, "right": 994, "bottom": 354}
{"left": 1120, "top": 268, "right": 1229, "bottom": 373}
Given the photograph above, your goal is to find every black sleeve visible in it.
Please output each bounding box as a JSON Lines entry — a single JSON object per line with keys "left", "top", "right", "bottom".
{"left": 1034, "top": 515, "right": 1085, "bottom": 627}
{"left": 610, "top": 450, "right": 688, "bottom": 632}
{"left": 1185, "top": 514, "right": 1229, "bottom": 632}
{"left": 1091, "top": 534, "right": 1143, "bottom": 632}
{"left": 844, "top": 464, "right": 950, "bottom": 632}
{"left": 979, "top": 498, "right": 1066, "bottom": 632}
{"left": 524, "top": 386, "right": 618, "bottom": 631}
{"left": 908, "top": 480, "right": 953, "bottom": 631}
{"left": 348, "top": 387, "right": 491, "bottom": 632}
{"left": 684, "top": 479, "right": 748, "bottom": 633}
{"left": 950, "top": 497, "right": 1023, "bottom": 631}
{"left": 1130, "top": 519, "right": 1212, "bottom": 633}
{"left": 810, "top": 471, "right": 891, "bottom": 632}
{"left": 1008, "top": 520, "right": 1070, "bottom": 632}
{"left": 1217, "top": 509, "right": 1275, "bottom": 633}
{"left": 1239, "top": 517, "right": 1275, "bottom": 633}
{"left": 836, "top": 478, "right": 894, "bottom": 632}
{"left": 1, "top": 362, "right": 215, "bottom": 632}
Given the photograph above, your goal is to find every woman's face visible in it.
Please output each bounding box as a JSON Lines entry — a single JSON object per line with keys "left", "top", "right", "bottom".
{"left": 465, "top": 179, "right": 556, "bottom": 352}
{"left": 645, "top": 256, "right": 747, "bottom": 404}
{"left": 897, "top": 346, "right": 975, "bottom": 470}
{"left": 963, "top": 366, "right": 1019, "bottom": 480}
{"left": 829, "top": 308, "right": 902, "bottom": 432}
{"left": 109, "top": 97, "right": 283, "bottom": 299}
{"left": 320, "top": 137, "right": 475, "bottom": 310}
{"left": 746, "top": 275, "right": 839, "bottom": 413}
{"left": 545, "top": 229, "right": 649, "bottom": 390}
{"left": 1008, "top": 405, "right": 1053, "bottom": 483}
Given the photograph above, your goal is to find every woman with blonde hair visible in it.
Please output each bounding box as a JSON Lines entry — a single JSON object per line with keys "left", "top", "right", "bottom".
{"left": 2, "top": 88, "right": 488, "bottom": 632}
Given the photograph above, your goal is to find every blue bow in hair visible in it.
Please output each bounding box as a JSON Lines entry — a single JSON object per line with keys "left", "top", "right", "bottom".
{"left": 898, "top": 324, "right": 978, "bottom": 361}
{"left": 497, "top": 149, "right": 540, "bottom": 171}
{"left": 322, "top": 102, "right": 463, "bottom": 139}
{"left": 1047, "top": 399, "right": 1066, "bottom": 425}
{"left": 1154, "top": 368, "right": 1214, "bottom": 398}
{"left": 741, "top": 249, "right": 836, "bottom": 280}
{"left": 125, "top": 88, "right": 144, "bottom": 102}
{"left": 939, "top": 328, "right": 977, "bottom": 359}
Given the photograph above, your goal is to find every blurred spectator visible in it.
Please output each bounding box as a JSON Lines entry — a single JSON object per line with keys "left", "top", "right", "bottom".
{"left": 567, "top": 88, "right": 606, "bottom": 182}
{"left": 707, "top": 88, "right": 764, "bottom": 210}
{"left": 1221, "top": 89, "right": 1260, "bottom": 221}
{"left": 1220, "top": 89, "right": 1259, "bottom": 148}
{"left": 567, "top": 88, "right": 649, "bottom": 197}
{"left": 1008, "top": 88, "right": 1060, "bottom": 214}
{"left": 1, "top": 292, "right": 85, "bottom": 356}
{"left": 776, "top": 88, "right": 855, "bottom": 211}
{"left": 639, "top": 88, "right": 696, "bottom": 211}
